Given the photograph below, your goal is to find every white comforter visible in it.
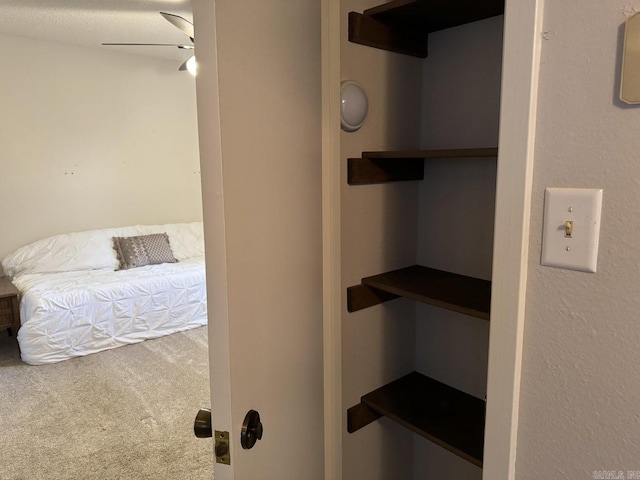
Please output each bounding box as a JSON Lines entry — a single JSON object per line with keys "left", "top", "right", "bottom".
{"left": 14, "top": 257, "right": 207, "bottom": 365}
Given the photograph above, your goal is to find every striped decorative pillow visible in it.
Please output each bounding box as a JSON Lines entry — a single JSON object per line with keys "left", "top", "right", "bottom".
{"left": 112, "top": 233, "right": 178, "bottom": 270}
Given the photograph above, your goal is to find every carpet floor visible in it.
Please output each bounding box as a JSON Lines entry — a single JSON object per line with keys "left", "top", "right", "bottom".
{"left": 0, "top": 326, "right": 213, "bottom": 480}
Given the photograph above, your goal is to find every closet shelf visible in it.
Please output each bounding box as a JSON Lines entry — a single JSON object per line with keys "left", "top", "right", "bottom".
{"left": 365, "top": 0, "right": 504, "bottom": 33}
{"left": 347, "top": 265, "right": 491, "bottom": 320}
{"left": 349, "top": 0, "right": 504, "bottom": 57}
{"left": 347, "top": 371, "right": 485, "bottom": 467}
{"left": 348, "top": 147, "right": 497, "bottom": 184}
{"left": 362, "top": 147, "right": 498, "bottom": 159}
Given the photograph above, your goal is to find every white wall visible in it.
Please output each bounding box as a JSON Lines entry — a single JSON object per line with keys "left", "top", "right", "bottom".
{"left": 517, "top": 2, "right": 640, "bottom": 477}
{"left": 0, "top": 34, "right": 201, "bottom": 266}
{"left": 340, "top": 0, "right": 422, "bottom": 478}
{"left": 415, "top": 16, "right": 502, "bottom": 480}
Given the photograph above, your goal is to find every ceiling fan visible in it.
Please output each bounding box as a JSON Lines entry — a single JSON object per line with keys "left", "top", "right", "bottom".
{"left": 102, "top": 12, "right": 196, "bottom": 74}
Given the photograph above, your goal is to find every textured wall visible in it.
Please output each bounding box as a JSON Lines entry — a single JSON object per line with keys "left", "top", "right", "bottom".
{"left": 517, "top": 1, "right": 640, "bottom": 477}
{"left": 0, "top": 34, "right": 201, "bottom": 265}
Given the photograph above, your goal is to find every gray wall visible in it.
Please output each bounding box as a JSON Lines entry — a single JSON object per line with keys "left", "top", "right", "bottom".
{"left": 517, "top": 1, "right": 640, "bottom": 477}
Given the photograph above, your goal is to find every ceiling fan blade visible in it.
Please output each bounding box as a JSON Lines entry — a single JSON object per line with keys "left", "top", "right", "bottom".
{"left": 102, "top": 43, "right": 193, "bottom": 49}
{"left": 160, "top": 12, "right": 194, "bottom": 41}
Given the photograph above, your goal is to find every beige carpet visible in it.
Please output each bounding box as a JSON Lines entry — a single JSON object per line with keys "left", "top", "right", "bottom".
{"left": 0, "top": 326, "right": 213, "bottom": 480}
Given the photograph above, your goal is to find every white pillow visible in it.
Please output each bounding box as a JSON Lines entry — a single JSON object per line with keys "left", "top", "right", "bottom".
{"left": 1, "top": 222, "right": 203, "bottom": 278}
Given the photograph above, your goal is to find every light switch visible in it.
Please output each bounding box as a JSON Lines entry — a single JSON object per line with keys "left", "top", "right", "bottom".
{"left": 541, "top": 188, "right": 603, "bottom": 273}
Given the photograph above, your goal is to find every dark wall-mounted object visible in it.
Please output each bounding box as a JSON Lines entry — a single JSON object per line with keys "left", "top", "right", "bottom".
{"left": 348, "top": 148, "right": 497, "bottom": 185}
{"left": 241, "top": 410, "right": 264, "bottom": 450}
{"left": 347, "top": 265, "right": 491, "bottom": 320}
{"left": 347, "top": 372, "right": 486, "bottom": 467}
{"left": 348, "top": 11, "right": 428, "bottom": 58}
{"left": 348, "top": 0, "right": 505, "bottom": 57}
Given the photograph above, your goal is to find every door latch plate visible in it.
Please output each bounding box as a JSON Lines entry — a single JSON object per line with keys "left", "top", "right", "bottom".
{"left": 215, "top": 430, "right": 231, "bottom": 465}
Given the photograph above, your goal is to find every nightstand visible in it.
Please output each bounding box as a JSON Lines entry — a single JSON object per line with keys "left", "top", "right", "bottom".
{"left": 0, "top": 277, "right": 20, "bottom": 336}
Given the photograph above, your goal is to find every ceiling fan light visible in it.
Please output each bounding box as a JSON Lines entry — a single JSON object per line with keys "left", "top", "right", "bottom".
{"left": 186, "top": 56, "right": 197, "bottom": 76}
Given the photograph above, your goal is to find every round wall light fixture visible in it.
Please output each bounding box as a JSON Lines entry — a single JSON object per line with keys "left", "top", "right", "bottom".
{"left": 340, "top": 80, "right": 368, "bottom": 132}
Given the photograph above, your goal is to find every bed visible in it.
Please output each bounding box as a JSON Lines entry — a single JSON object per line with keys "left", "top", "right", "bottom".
{"left": 1, "top": 222, "right": 207, "bottom": 365}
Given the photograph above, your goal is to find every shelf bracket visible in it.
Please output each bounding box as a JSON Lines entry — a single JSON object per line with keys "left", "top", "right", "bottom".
{"left": 347, "top": 402, "right": 382, "bottom": 433}
{"left": 348, "top": 12, "right": 428, "bottom": 58}
{"left": 347, "top": 284, "right": 399, "bottom": 312}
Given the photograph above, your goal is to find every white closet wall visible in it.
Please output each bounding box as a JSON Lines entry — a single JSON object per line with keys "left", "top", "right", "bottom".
{"left": 340, "top": 0, "right": 422, "bottom": 477}
{"left": 415, "top": 15, "right": 503, "bottom": 480}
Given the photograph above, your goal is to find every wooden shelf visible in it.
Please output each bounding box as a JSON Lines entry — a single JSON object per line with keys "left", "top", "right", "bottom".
{"left": 365, "top": 0, "right": 504, "bottom": 33}
{"left": 362, "top": 147, "right": 498, "bottom": 159}
{"left": 347, "top": 265, "right": 490, "bottom": 320}
{"left": 348, "top": 158, "right": 424, "bottom": 184}
{"left": 348, "top": 148, "right": 497, "bottom": 184}
{"left": 347, "top": 371, "right": 485, "bottom": 467}
{"left": 349, "top": 0, "right": 504, "bottom": 57}
{"left": 348, "top": 11, "right": 429, "bottom": 58}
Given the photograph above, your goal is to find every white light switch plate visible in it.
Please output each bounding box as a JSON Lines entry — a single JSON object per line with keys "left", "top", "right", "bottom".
{"left": 541, "top": 188, "right": 603, "bottom": 273}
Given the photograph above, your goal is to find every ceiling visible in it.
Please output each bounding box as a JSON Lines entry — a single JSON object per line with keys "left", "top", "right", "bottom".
{"left": 0, "top": 0, "right": 193, "bottom": 61}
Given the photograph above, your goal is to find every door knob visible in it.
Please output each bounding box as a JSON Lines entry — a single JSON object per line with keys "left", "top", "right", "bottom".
{"left": 241, "top": 410, "right": 263, "bottom": 449}
{"left": 194, "top": 408, "right": 212, "bottom": 438}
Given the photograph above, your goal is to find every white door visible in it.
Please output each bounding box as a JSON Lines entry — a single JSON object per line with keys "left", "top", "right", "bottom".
{"left": 193, "top": 1, "right": 325, "bottom": 479}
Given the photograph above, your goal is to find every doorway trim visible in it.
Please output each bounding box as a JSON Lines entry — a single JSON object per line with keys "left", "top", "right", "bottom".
{"left": 321, "top": 0, "right": 342, "bottom": 478}
{"left": 483, "top": 0, "right": 545, "bottom": 478}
